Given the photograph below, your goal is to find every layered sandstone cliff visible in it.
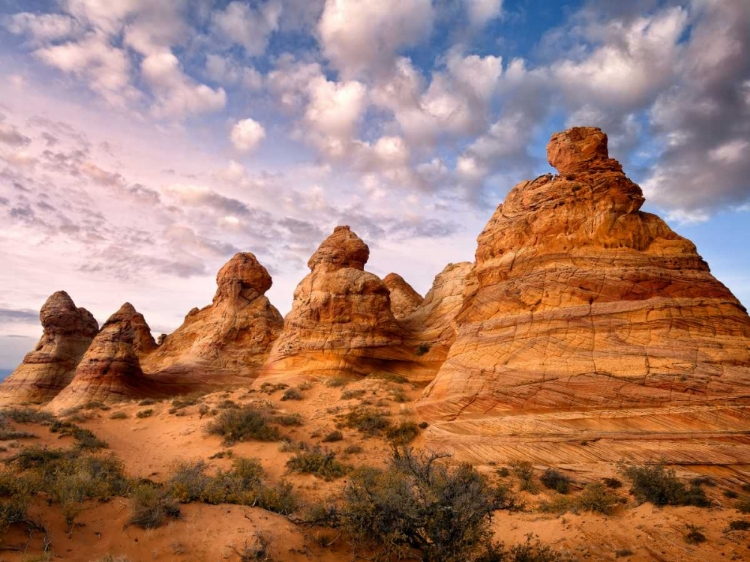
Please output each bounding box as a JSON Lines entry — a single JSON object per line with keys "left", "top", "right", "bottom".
{"left": 141, "top": 253, "right": 283, "bottom": 385}
{"left": 0, "top": 291, "right": 98, "bottom": 405}
{"left": 260, "top": 226, "right": 411, "bottom": 380}
{"left": 417, "top": 126, "right": 750, "bottom": 466}
{"left": 383, "top": 273, "right": 423, "bottom": 319}
{"left": 48, "top": 303, "right": 160, "bottom": 411}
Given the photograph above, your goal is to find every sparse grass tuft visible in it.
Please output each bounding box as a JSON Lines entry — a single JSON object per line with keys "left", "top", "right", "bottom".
{"left": 109, "top": 411, "right": 128, "bottom": 420}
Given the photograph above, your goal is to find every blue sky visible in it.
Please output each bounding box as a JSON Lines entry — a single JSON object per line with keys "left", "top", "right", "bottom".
{"left": 0, "top": 0, "right": 749, "bottom": 372}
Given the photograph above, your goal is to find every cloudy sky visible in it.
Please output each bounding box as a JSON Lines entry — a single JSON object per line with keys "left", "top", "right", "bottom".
{"left": 1, "top": 0, "right": 749, "bottom": 373}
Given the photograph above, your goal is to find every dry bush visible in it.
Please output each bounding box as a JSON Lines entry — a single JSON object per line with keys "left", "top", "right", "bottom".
{"left": 206, "top": 406, "right": 281, "bottom": 445}
{"left": 129, "top": 483, "right": 180, "bottom": 529}
{"left": 286, "top": 446, "right": 350, "bottom": 480}
{"left": 540, "top": 469, "right": 571, "bottom": 494}
{"left": 281, "top": 388, "right": 303, "bottom": 401}
{"left": 620, "top": 463, "right": 709, "bottom": 507}
{"left": 321, "top": 430, "right": 343, "bottom": 443}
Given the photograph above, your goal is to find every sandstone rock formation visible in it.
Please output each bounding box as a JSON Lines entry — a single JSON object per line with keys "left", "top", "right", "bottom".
{"left": 417, "top": 126, "right": 750, "bottom": 466}
{"left": 383, "top": 273, "right": 423, "bottom": 319}
{"left": 0, "top": 291, "right": 98, "bottom": 405}
{"left": 141, "top": 253, "right": 283, "bottom": 386}
{"left": 261, "top": 226, "right": 411, "bottom": 380}
{"left": 119, "top": 302, "right": 157, "bottom": 357}
{"left": 47, "top": 303, "right": 160, "bottom": 411}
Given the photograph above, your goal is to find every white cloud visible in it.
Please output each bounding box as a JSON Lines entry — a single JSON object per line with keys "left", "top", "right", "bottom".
{"left": 211, "top": 0, "right": 282, "bottom": 56}
{"left": 141, "top": 51, "right": 226, "bottom": 119}
{"left": 4, "top": 12, "right": 82, "bottom": 42}
{"left": 34, "top": 32, "right": 141, "bottom": 108}
{"left": 230, "top": 119, "right": 266, "bottom": 153}
{"left": 464, "top": 0, "right": 503, "bottom": 26}
{"left": 318, "top": 0, "right": 435, "bottom": 77}
{"left": 205, "top": 54, "right": 263, "bottom": 90}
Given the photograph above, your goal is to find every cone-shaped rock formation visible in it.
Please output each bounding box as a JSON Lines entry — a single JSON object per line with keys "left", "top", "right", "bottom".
{"left": 0, "top": 291, "right": 98, "bottom": 405}
{"left": 48, "top": 303, "right": 159, "bottom": 411}
{"left": 141, "top": 252, "right": 283, "bottom": 385}
{"left": 417, "top": 127, "right": 750, "bottom": 466}
{"left": 383, "top": 273, "right": 423, "bottom": 319}
{"left": 119, "top": 302, "right": 157, "bottom": 357}
{"left": 261, "top": 226, "right": 410, "bottom": 380}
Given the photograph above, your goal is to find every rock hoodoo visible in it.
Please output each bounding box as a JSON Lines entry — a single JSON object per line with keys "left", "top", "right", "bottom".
{"left": 119, "top": 302, "right": 157, "bottom": 357}
{"left": 417, "top": 127, "right": 750, "bottom": 465}
{"left": 383, "top": 273, "right": 423, "bottom": 319}
{"left": 260, "top": 226, "right": 409, "bottom": 380}
{"left": 47, "top": 303, "right": 158, "bottom": 411}
{"left": 141, "top": 252, "right": 283, "bottom": 385}
{"left": 0, "top": 291, "right": 98, "bottom": 405}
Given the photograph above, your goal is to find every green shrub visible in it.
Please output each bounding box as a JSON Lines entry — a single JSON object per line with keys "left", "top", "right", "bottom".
{"left": 343, "top": 408, "right": 392, "bottom": 436}
{"left": 385, "top": 421, "right": 420, "bottom": 444}
{"left": 621, "top": 463, "right": 709, "bottom": 507}
{"left": 577, "top": 482, "right": 619, "bottom": 515}
{"left": 206, "top": 406, "right": 281, "bottom": 445}
{"left": 511, "top": 461, "right": 539, "bottom": 494}
{"left": 603, "top": 477, "right": 622, "bottom": 489}
{"left": 341, "top": 446, "right": 516, "bottom": 562}
{"left": 728, "top": 520, "right": 750, "bottom": 531}
{"left": 540, "top": 469, "right": 571, "bottom": 494}
{"left": 341, "top": 389, "right": 366, "bottom": 400}
{"left": 415, "top": 343, "right": 430, "bottom": 356}
{"left": 136, "top": 409, "right": 154, "bottom": 419}
{"left": 322, "top": 430, "right": 343, "bottom": 443}
{"left": 50, "top": 420, "right": 108, "bottom": 449}
{"left": 736, "top": 496, "right": 750, "bottom": 513}
{"left": 390, "top": 389, "right": 409, "bottom": 403}
{"left": 683, "top": 524, "right": 706, "bottom": 544}
{"left": 497, "top": 467, "right": 510, "bottom": 478}
{"left": 217, "top": 399, "right": 239, "bottom": 410}
{"left": 0, "top": 428, "right": 36, "bottom": 440}
{"left": 272, "top": 413, "right": 303, "bottom": 427}
{"left": 281, "top": 388, "right": 303, "bottom": 401}
{"left": 129, "top": 483, "right": 180, "bottom": 529}
{"left": 286, "top": 447, "right": 350, "bottom": 480}
{"left": 0, "top": 470, "right": 32, "bottom": 535}
{"left": 109, "top": 411, "right": 128, "bottom": 420}
{"left": 0, "top": 408, "right": 54, "bottom": 425}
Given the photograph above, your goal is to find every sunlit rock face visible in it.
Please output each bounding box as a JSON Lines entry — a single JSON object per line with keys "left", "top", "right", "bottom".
{"left": 0, "top": 291, "right": 98, "bottom": 405}
{"left": 141, "top": 252, "right": 283, "bottom": 387}
{"left": 416, "top": 126, "right": 750, "bottom": 467}
{"left": 260, "top": 226, "right": 412, "bottom": 381}
{"left": 48, "top": 303, "right": 159, "bottom": 412}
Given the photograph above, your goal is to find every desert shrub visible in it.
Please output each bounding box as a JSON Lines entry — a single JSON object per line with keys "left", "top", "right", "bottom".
{"left": 511, "top": 461, "right": 539, "bottom": 494}
{"left": 206, "top": 406, "right": 280, "bottom": 445}
{"left": 167, "top": 458, "right": 298, "bottom": 515}
{"left": 603, "top": 477, "right": 622, "bottom": 489}
{"left": 615, "top": 549, "right": 634, "bottom": 558}
{"left": 390, "top": 389, "right": 409, "bottom": 403}
{"left": 497, "top": 467, "right": 511, "bottom": 478}
{"left": 385, "top": 421, "right": 420, "bottom": 444}
{"left": 343, "top": 408, "right": 392, "bottom": 436}
{"left": 736, "top": 496, "right": 750, "bottom": 513}
{"left": 260, "top": 382, "right": 288, "bottom": 394}
{"left": 326, "top": 376, "right": 350, "bottom": 388}
{"left": 281, "top": 388, "right": 303, "bottom": 401}
{"left": 109, "top": 411, "right": 128, "bottom": 420}
{"left": 50, "top": 420, "right": 108, "bottom": 449}
{"left": 0, "top": 408, "right": 54, "bottom": 425}
{"left": 303, "top": 502, "right": 340, "bottom": 526}
{"left": 344, "top": 444, "right": 363, "bottom": 454}
{"left": 690, "top": 476, "right": 715, "bottom": 487}
{"left": 129, "top": 483, "right": 180, "bottom": 529}
{"left": 540, "top": 469, "right": 571, "bottom": 494}
{"left": 198, "top": 404, "right": 210, "bottom": 418}
{"left": 341, "top": 389, "right": 366, "bottom": 400}
{"left": 341, "top": 446, "right": 516, "bottom": 562}
{"left": 217, "top": 399, "right": 239, "bottom": 410}
{"left": 728, "top": 520, "right": 750, "bottom": 531}
{"left": 621, "top": 463, "right": 709, "bottom": 507}
{"left": 577, "top": 482, "right": 619, "bottom": 515}
{"left": 742, "top": 483, "right": 750, "bottom": 493}
{"left": 231, "top": 531, "right": 271, "bottom": 561}
{"left": 723, "top": 489, "right": 738, "bottom": 499}
{"left": 136, "top": 409, "right": 154, "bottom": 419}
{"left": 419, "top": 421, "right": 429, "bottom": 429}
{"left": 321, "top": 430, "right": 343, "bottom": 443}
{"left": 0, "top": 428, "right": 36, "bottom": 440}
{"left": 538, "top": 495, "right": 574, "bottom": 514}
{"left": 273, "top": 413, "right": 303, "bottom": 427}
{"left": 683, "top": 524, "right": 706, "bottom": 544}
{"left": 479, "top": 534, "right": 571, "bottom": 561}
{"left": 139, "top": 399, "right": 156, "bottom": 406}
{"left": 286, "top": 447, "right": 350, "bottom": 480}
{"left": 0, "top": 470, "right": 32, "bottom": 535}
{"left": 415, "top": 343, "right": 430, "bottom": 356}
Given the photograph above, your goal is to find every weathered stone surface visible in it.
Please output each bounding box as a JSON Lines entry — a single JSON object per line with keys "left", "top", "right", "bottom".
{"left": 383, "top": 273, "right": 423, "bottom": 319}
{"left": 118, "top": 302, "right": 157, "bottom": 357}
{"left": 0, "top": 291, "right": 98, "bottom": 405}
{"left": 141, "top": 253, "right": 283, "bottom": 386}
{"left": 260, "top": 226, "right": 411, "bottom": 380}
{"left": 418, "top": 127, "right": 750, "bottom": 428}
{"left": 47, "top": 303, "right": 159, "bottom": 411}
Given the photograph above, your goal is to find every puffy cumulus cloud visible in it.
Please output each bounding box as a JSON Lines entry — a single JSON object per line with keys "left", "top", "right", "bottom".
{"left": 61, "top": 0, "right": 143, "bottom": 35}
{"left": 641, "top": 0, "right": 750, "bottom": 220}
{"left": 230, "top": 119, "right": 266, "bottom": 153}
{"left": 34, "top": 32, "right": 141, "bottom": 108}
{"left": 267, "top": 56, "right": 324, "bottom": 111}
{"left": 464, "top": 0, "right": 503, "bottom": 26}
{"left": 211, "top": 0, "right": 282, "bottom": 56}
{"left": 4, "top": 12, "right": 83, "bottom": 43}
{"left": 141, "top": 51, "right": 227, "bottom": 119}
{"left": 205, "top": 54, "right": 263, "bottom": 90}
{"left": 552, "top": 6, "right": 689, "bottom": 110}
{"left": 318, "top": 0, "right": 435, "bottom": 77}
